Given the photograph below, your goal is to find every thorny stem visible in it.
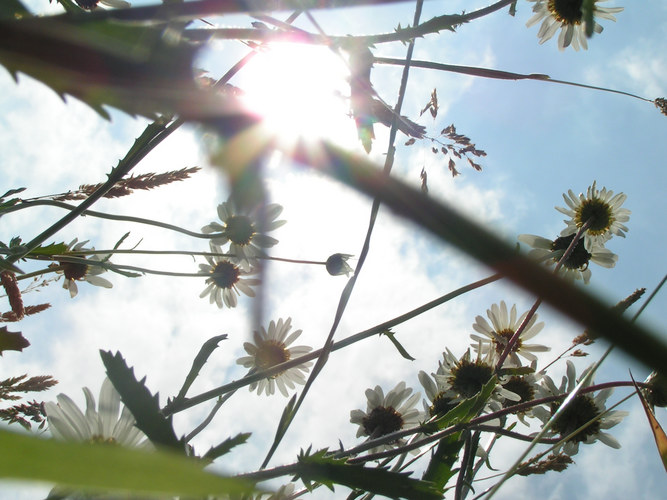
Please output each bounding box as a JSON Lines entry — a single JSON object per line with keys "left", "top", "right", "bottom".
{"left": 3, "top": 118, "right": 179, "bottom": 267}
{"left": 59, "top": 0, "right": 516, "bottom": 47}
{"left": 234, "top": 380, "right": 645, "bottom": 486}
{"left": 455, "top": 432, "right": 473, "bottom": 500}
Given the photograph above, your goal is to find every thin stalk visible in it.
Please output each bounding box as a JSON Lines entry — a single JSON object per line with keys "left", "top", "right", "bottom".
{"left": 376, "top": 58, "right": 654, "bottom": 103}
{"left": 3, "top": 200, "right": 221, "bottom": 240}
{"left": 256, "top": 0, "right": 428, "bottom": 470}
{"left": 163, "top": 272, "right": 501, "bottom": 415}
{"left": 10, "top": 247, "right": 327, "bottom": 267}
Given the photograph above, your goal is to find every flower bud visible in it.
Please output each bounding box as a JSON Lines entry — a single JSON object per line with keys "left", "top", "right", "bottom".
{"left": 326, "top": 253, "right": 353, "bottom": 277}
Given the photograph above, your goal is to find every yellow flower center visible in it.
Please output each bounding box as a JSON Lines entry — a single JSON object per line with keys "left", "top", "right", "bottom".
{"left": 362, "top": 406, "right": 404, "bottom": 437}
{"left": 255, "top": 340, "right": 290, "bottom": 375}
{"left": 60, "top": 261, "right": 89, "bottom": 281}
{"left": 225, "top": 215, "right": 255, "bottom": 246}
{"left": 548, "top": 0, "right": 584, "bottom": 25}
{"left": 209, "top": 261, "right": 240, "bottom": 289}
{"left": 575, "top": 197, "right": 614, "bottom": 235}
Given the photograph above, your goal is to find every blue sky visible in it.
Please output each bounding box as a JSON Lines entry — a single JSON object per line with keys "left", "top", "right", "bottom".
{"left": 1, "top": 1, "right": 666, "bottom": 499}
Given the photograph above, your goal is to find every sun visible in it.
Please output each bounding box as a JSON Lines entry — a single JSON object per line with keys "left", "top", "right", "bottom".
{"left": 236, "top": 43, "right": 354, "bottom": 145}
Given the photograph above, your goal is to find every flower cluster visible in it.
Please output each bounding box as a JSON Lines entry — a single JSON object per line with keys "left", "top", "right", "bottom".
{"left": 200, "top": 197, "right": 285, "bottom": 308}
{"left": 350, "top": 295, "right": 628, "bottom": 459}
{"left": 520, "top": 181, "right": 630, "bottom": 283}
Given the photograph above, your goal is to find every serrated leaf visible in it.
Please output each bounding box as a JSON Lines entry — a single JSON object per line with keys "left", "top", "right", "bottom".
{"left": 422, "top": 432, "right": 464, "bottom": 490}
{"left": 631, "top": 373, "right": 667, "bottom": 472}
{"left": 176, "top": 334, "right": 228, "bottom": 401}
{"left": 100, "top": 350, "right": 185, "bottom": 452}
{"left": 296, "top": 449, "right": 441, "bottom": 500}
{"left": 0, "top": 326, "right": 30, "bottom": 355}
{"left": 202, "top": 432, "right": 251, "bottom": 463}
{"left": 421, "top": 378, "right": 497, "bottom": 492}
{"left": 0, "top": 13, "right": 201, "bottom": 118}
{"left": 0, "top": 428, "right": 256, "bottom": 497}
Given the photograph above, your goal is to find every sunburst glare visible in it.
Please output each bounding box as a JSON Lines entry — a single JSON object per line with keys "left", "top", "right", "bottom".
{"left": 237, "top": 43, "right": 354, "bottom": 146}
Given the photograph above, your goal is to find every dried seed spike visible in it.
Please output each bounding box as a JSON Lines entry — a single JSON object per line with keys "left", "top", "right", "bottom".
{"left": 1, "top": 271, "right": 24, "bottom": 320}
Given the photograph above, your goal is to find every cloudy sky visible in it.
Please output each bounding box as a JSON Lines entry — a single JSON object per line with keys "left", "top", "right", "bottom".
{"left": 2, "top": 0, "right": 666, "bottom": 499}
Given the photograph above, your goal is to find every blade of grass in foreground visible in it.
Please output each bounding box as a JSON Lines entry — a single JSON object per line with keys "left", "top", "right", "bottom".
{"left": 290, "top": 139, "right": 667, "bottom": 375}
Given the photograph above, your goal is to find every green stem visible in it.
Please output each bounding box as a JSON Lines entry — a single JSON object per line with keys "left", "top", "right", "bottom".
{"left": 4, "top": 200, "right": 220, "bottom": 240}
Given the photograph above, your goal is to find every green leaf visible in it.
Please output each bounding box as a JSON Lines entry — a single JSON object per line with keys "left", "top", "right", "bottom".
{"left": 296, "top": 448, "right": 442, "bottom": 500}
{"left": 380, "top": 328, "right": 415, "bottom": 361}
{"left": 0, "top": 187, "right": 26, "bottom": 201}
{"left": 202, "top": 432, "right": 251, "bottom": 463}
{"left": 0, "top": 326, "right": 30, "bottom": 355}
{"left": 28, "top": 242, "right": 69, "bottom": 257}
{"left": 421, "top": 377, "right": 497, "bottom": 492}
{"left": 631, "top": 373, "right": 667, "bottom": 472}
{"left": 0, "top": 428, "right": 256, "bottom": 497}
{"left": 100, "top": 350, "right": 185, "bottom": 452}
{"left": 426, "top": 376, "right": 498, "bottom": 433}
{"left": 0, "top": 13, "right": 201, "bottom": 118}
{"left": 422, "top": 432, "right": 464, "bottom": 490}
{"left": 175, "top": 334, "right": 228, "bottom": 402}
{"left": 0, "top": 0, "right": 30, "bottom": 19}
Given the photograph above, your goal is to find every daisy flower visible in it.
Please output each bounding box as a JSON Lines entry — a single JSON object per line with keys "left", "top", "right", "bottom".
{"left": 518, "top": 233, "right": 617, "bottom": 284}
{"left": 533, "top": 360, "right": 628, "bottom": 455}
{"left": 526, "top": 0, "right": 623, "bottom": 51}
{"left": 436, "top": 348, "right": 521, "bottom": 411}
{"left": 499, "top": 362, "right": 544, "bottom": 425}
{"left": 555, "top": 181, "right": 630, "bottom": 251}
{"left": 55, "top": 239, "right": 113, "bottom": 298}
{"left": 199, "top": 243, "right": 260, "bottom": 309}
{"left": 202, "top": 198, "right": 286, "bottom": 263}
{"left": 237, "top": 317, "right": 312, "bottom": 397}
{"left": 44, "top": 377, "right": 147, "bottom": 447}
{"left": 418, "top": 368, "right": 459, "bottom": 419}
{"left": 471, "top": 301, "right": 549, "bottom": 367}
{"left": 349, "top": 381, "right": 422, "bottom": 453}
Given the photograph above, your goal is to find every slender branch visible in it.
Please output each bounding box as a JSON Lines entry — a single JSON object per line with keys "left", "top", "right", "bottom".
{"left": 4, "top": 200, "right": 219, "bottom": 240}
{"left": 163, "top": 272, "right": 501, "bottom": 415}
